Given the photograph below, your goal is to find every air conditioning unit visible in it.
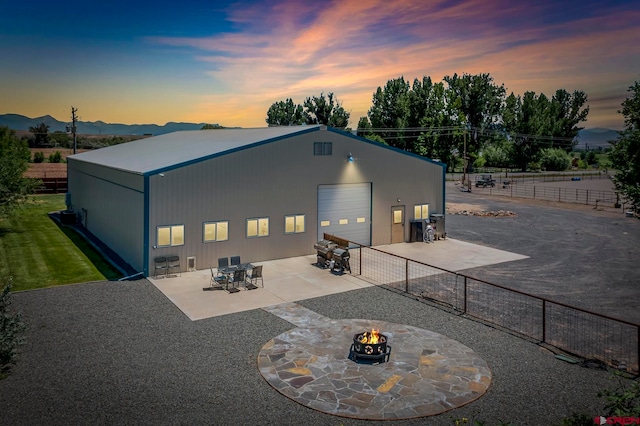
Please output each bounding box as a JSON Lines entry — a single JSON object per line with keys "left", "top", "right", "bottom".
{"left": 187, "top": 256, "right": 196, "bottom": 272}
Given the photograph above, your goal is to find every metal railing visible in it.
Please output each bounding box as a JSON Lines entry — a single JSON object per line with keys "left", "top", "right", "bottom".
{"left": 328, "top": 235, "right": 639, "bottom": 374}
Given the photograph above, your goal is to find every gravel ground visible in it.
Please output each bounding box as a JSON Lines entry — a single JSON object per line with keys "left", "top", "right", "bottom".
{"left": 446, "top": 182, "right": 640, "bottom": 324}
{"left": 1, "top": 181, "right": 638, "bottom": 425}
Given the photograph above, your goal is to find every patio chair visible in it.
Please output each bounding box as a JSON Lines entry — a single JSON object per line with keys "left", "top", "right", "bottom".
{"left": 245, "top": 265, "right": 263, "bottom": 289}
{"left": 228, "top": 268, "right": 244, "bottom": 293}
{"left": 153, "top": 256, "right": 168, "bottom": 278}
{"left": 166, "top": 255, "right": 181, "bottom": 277}
{"left": 208, "top": 268, "right": 229, "bottom": 292}
{"left": 217, "top": 257, "right": 229, "bottom": 277}
{"left": 230, "top": 255, "right": 241, "bottom": 267}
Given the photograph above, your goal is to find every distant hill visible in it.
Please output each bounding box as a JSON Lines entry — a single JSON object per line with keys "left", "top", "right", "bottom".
{"left": 0, "top": 113, "right": 220, "bottom": 136}
{"left": 575, "top": 128, "right": 620, "bottom": 150}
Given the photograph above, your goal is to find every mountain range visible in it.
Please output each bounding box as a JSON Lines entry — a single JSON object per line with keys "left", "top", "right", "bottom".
{"left": 0, "top": 113, "right": 217, "bottom": 136}
{"left": 0, "top": 113, "right": 620, "bottom": 148}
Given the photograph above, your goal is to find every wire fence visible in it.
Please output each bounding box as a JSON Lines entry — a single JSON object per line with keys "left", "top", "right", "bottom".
{"left": 338, "top": 238, "right": 639, "bottom": 374}
{"left": 478, "top": 184, "right": 620, "bottom": 207}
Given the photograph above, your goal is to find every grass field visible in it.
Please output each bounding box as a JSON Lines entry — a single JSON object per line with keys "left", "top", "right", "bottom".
{"left": 0, "top": 194, "right": 121, "bottom": 291}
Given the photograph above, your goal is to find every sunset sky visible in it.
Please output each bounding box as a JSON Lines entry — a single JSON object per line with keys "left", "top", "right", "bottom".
{"left": 1, "top": 0, "right": 639, "bottom": 130}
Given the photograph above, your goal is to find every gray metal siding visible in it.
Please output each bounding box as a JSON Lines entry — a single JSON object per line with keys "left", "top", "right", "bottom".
{"left": 69, "top": 128, "right": 445, "bottom": 276}
{"left": 145, "top": 129, "right": 444, "bottom": 274}
{"left": 68, "top": 161, "right": 145, "bottom": 272}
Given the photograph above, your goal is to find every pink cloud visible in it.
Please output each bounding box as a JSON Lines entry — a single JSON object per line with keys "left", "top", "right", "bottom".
{"left": 151, "top": 0, "right": 638, "bottom": 129}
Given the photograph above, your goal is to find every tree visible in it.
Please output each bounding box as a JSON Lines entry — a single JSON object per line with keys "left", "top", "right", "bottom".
{"left": 609, "top": 80, "right": 640, "bottom": 211}
{"left": 503, "top": 91, "right": 549, "bottom": 171}
{"left": 481, "top": 138, "right": 512, "bottom": 168}
{"left": 303, "top": 92, "right": 350, "bottom": 128}
{"left": 1, "top": 277, "right": 27, "bottom": 375}
{"left": 367, "top": 77, "right": 412, "bottom": 150}
{"left": 415, "top": 80, "right": 463, "bottom": 170}
{"left": 28, "top": 122, "right": 50, "bottom": 146}
{"left": 443, "top": 73, "right": 506, "bottom": 169}
{"left": 201, "top": 124, "right": 224, "bottom": 130}
{"left": 265, "top": 98, "right": 305, "bottom": 126}
{"left": 539, "top": 147, "right": 571, "bottom": 171}
{"left": 548, "top": 89, "right": 589, "bottom": 151}
{"left": 0, "top": 126, "right": 39, "bottom": 216}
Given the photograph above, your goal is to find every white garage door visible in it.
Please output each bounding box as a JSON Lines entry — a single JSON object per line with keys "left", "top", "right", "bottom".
{"left": 318, "top": 183, "right": 371, "bottom": 246}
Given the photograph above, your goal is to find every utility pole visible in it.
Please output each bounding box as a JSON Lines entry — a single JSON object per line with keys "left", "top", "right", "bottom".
{"left": 462, "top": 129, "right": 467, "bottom": 188}
{"left": 70, "top": 107, "right": 78, "bottom": 154}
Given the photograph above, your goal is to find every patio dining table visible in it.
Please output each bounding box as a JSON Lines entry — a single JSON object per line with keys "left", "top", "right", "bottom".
{"left": 217, "top": 263, "right": 254, "bottom": 292}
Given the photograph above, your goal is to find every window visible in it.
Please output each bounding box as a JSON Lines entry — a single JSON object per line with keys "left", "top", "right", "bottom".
{"left": 320, "top": 220, "right": 330, "bottom": 227}
{"left": 313, "top": 142, "right": 332, "bottom": 156}
{"left": 414, "top": 204, "right": 429, "bottom": 220}
{"left": 157, "top": 224, "right": 184, "bottom": 247}
{"left": 203, "top": 221, "right": 228, "bottom": 242}
{"left": 247, "top": 217, "right": 269, "bottom": 238}
{"left": 393, "top": 210, "right": 403, "bottom": 224}
{"left": 285, "top": 215, "right": 305, "bottom": 234}
{"left": 339, "top": 218, "right": 348, "bottom": 225}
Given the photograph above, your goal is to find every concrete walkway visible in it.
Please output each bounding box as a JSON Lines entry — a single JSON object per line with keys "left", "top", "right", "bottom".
{"left": 148, "top": 239, "right": 528, "bottom": 321}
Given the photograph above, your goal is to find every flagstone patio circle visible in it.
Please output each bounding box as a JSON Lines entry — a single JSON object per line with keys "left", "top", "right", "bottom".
{"left": 257, "top": 318, "right": 492, "bottom": 420}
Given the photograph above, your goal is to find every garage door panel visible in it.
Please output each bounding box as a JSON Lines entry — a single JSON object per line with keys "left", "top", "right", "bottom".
{"left": 318, "top": 183, "right": 371, "bottom": 246}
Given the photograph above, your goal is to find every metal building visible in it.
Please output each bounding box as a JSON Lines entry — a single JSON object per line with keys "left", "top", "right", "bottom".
{"left": 67, "top": 125, "right": 445, "bottom": 277}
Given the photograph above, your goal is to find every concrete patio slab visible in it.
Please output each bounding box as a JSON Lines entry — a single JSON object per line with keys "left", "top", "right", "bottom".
{"left": 148, "top": 238, "right": 528, "bottom": 321}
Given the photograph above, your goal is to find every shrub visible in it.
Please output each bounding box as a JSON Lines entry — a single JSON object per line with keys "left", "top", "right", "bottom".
{"left": 48, "top": 151, "right": 62, "bottom": 163}
{"left": 540, "top": 148, "right": 571, "bottom": 171}
{"left": 0, "top": 277, "right": 28, "bottom": 377}
{"left": 33, "top": 151, "right": 45, "bottom": 163}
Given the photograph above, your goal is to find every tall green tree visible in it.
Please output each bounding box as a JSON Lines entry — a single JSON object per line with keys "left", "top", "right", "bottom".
{"left": 28, "top": 122, "right": 49, "bottom": 146}
{"left": 443, "top": 73, "right": 506, "bottom": 172}
{"left": 367, "top": 77, "right": 412, "bottom": 150}
{"left": 303, "top": 92, "right": 350, "bottom": 128}
{"left": 609, "top": 80, "right": 640, "bottom": 211}
{"left": 0, "top": 126, "right": 39, "bottom": 216}
{"left": 548, "top": 89, "right": 589, "bottom": 151}
{"left": 265, "top": 98, "right": 305, "bottom": 126}
{"left": 415, "top": 80, "right": 463, "bottom": 170}
{"left": 503, "top": 91, "right": 550, "bottom": 171}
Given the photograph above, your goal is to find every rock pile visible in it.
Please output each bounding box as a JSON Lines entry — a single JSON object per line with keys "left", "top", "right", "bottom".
{"left": 447, "top": 209, "right": 516, "bottom": 217}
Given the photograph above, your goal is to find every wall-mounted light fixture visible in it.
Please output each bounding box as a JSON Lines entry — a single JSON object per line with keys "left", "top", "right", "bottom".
{"left": 347, "top": 153, "right": 354, "bottom": 162}
{"left": 159, "top": 173, "right": 165, "bottom": 177}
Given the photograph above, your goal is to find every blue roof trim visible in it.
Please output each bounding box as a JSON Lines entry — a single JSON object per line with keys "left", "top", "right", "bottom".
{"left": 325, "top": 127, "right": 448, "bottom": 170}
{"left": 142, "top": 126, "right": 321, "bottom": 177}
{"left": 143, "top": 175, "right": 150, "bottom": 277}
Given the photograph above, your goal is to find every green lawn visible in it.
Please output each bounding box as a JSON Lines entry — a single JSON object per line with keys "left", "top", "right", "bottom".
{"left": 0, "top": 194, "right": 122, "bottom": 291}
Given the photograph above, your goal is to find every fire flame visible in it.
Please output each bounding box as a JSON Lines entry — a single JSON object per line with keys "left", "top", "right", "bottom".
{"left": 359, "top": 328, "right": 383, "bottom": 344}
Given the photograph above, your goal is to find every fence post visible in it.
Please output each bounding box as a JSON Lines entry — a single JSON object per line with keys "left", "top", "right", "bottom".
{"left": 359, "top": 246, "right": 362, "bottom": 276}
{"left": 533, "top": 186, "right": 536, "bottom": 200}
{"left": 558, "top": 188, "right": 561, "bottom": 203}
{"left": 405, "top": 259, "right": 409, "bottom": 293}
{"left": 463, "top": 276, "right": 468, "bottom": 313}
{"left": 586, "top": 190, "right": 589, "bottom": 205}
{"left": 542, "top": 300, "right": 546, "bottom": 343}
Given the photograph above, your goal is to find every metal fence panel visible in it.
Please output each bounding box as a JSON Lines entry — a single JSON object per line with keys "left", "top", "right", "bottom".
{"left": 350, "top": 243, "right": 639, "bottom": 374}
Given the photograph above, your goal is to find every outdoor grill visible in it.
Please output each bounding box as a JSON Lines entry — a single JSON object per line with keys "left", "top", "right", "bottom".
{"left": 350, "top": 329, "right": 391, "bottom": 363}
{"left": 331, "top": 248, "right": 350, "bottom": 274}
{"left": 314, "top": 239, "right": 337, "bottom": 268}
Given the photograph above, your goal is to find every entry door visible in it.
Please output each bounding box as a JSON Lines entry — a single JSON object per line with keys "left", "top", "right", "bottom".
{"left": 391, "top": 205, "right": 405, "bottom": 243}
